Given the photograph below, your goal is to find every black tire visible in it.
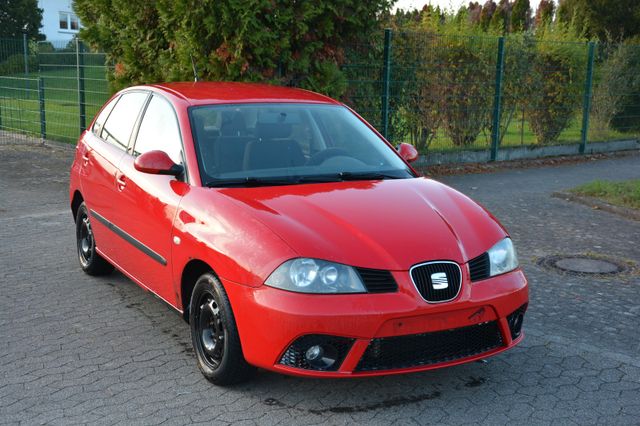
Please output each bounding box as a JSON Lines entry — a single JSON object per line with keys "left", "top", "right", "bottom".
{"left": 75, "top": 202, "right": 114, "bottom": 276}
{"left": 189, "top": 272, "right": 255, "bottom": 385}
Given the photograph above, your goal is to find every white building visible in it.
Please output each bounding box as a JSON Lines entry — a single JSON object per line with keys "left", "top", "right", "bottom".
{"left": 38, "top": 0, "right": 82, "bottom": 43}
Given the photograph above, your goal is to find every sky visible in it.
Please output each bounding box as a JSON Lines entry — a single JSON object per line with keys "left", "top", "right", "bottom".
{"left": 393, "top": 0, "right": 543, "bottom": 13}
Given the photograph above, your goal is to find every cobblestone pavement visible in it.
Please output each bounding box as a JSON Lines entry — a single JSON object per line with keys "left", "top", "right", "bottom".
{"left": 1, "top": 142, "right": 639, "bottom": 425}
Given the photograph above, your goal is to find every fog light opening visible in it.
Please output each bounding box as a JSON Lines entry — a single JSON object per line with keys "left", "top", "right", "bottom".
{"left": 509, "top": 313, "right": 524, "bottom": 339}
{"left": 279, "top": 334, "right": 355, "bottom": 371}
{"left": 507, "top": 303, "right": 527, "bottom": 340}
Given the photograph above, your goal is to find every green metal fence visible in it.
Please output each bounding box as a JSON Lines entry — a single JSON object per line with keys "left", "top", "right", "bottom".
{"left": 1, "top": 32, "right": 639, "bottom": 163}
{"left": 0, "top": 37, "right": 111, "bottom": 144}
{"left": 343, "top": 31, "right": 640, "bottom": 162}
{"left": 0, "top": 76, "right": 43, "bottom": 143}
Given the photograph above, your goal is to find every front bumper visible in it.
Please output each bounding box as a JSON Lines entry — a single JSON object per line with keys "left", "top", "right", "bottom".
{"left": 224, "top": 268, "right": 528, "bottom": 377}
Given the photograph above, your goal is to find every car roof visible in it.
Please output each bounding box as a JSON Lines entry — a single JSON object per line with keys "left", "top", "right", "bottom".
{"left": 144, "top": 81, "right": 341, "bottom": 106}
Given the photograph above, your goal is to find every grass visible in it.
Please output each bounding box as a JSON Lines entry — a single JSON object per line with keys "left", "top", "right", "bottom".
{"left": 396, "top": 115, "right": 632, "bottom": 153}
{"left": 0, "top": 67, "right": 111, "bottom": 142}
{"left": 570, "top": 179, "right": 640, "bottom": 210}
{"left": 362, "top": 105, "right": 634, "bottom": 154}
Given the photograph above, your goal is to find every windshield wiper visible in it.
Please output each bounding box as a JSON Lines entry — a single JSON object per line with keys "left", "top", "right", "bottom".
{"left": 336, "top": 171, "right": 404, "bottom": 181}
{"left": 295, "top": 175, "right": 344, "bottom": 184}
{"left": 206, "top": 177, "right": 296, "bottom": 188}
{"left": 206, "top": 172, "right": 406, "bottom": 188}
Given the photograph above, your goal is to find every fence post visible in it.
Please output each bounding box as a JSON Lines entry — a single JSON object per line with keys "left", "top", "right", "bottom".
{"left": 38, "top": 77, "right": 46, "bottom": 141}
{"left": 381, "top": 28, "right": 392, "bottom": 141}
{"left": 77, "top": 39, "right": 86, "bottom": 132}
{"left": 23, "top": 33, "right": 29, "bottom": 75}
{"left": 490, "top": 37, "right": 505, "bottom": 161}
{"left": 579, "top": 41, "right": 596, "bottom": 154}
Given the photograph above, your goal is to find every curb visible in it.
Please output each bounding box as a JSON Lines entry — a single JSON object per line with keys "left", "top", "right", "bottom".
{"left": 552, "top": 191, "right": 640, "bottom": 222}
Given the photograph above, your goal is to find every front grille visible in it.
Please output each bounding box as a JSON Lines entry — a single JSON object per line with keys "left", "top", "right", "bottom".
{"left": 279, "top": 334, "right": 354, "bottom": 371}
{"left": 355, "top": 321, "right": 504, "bottom": 372}
{"left": 410, "top": 262, "right": 461, "bottom": 302}
{"left": 356, "top": 267, "right": 398, "bottom": 293}
{"left": 468, "top": 252, "right": 490, "bottom": 281}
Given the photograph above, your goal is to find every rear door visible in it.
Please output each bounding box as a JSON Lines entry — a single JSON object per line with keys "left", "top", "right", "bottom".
{"left": 81, "top": 91, "right": 149, "bottom": 261}
{"left": 110, "top": 94, "right": 187, "bottom": 305}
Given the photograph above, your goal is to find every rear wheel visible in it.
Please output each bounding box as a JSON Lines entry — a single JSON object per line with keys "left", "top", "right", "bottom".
{"left": 190, "top": 272, "right": 255, "bottom": 385}
{"left": 75, "top": 202, "right": 113, "bottom": 276}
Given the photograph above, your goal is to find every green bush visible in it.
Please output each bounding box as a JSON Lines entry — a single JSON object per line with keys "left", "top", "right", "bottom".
{"left": 0, "top": 53, "right": 38, "bottom": 75}
{"left": 590, "top": 43, "right": 634, "bottom": 137}
{"left": 380, "top": 9, "right": 445, "bottom": 148}
{"left": 389, "top": 30, "right": 443, "bottom": 150}
{"left": 526, "top": 25, "right": 586, "bottom": 144}
{"left": 488, "top": 33, "right": 535, "bottom": 146}
{"left": 74, "top": 0, "right": 392, "bottom": 97}
{"left": 432, "top": 21, "right": 495, "bottom": 147}
{"left": 608, "top": 38, "right": 640, "bottom": 133}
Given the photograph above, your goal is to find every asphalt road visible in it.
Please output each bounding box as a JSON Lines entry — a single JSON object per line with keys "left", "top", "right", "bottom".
{"left": 1, "top": 142, "right": 639, "bottom": 425}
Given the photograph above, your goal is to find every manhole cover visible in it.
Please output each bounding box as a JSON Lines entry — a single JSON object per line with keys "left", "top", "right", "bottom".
{"left": 537, "top": 254, "right": 633, "bottom": 276}
{"left": 554, "top": 258, "right": 619, "bottom": 274}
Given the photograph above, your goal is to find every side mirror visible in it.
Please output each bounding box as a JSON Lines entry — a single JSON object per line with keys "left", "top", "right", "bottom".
{"left": 397, "top": 143, "right": 419, "bottom": 163}
{"left": 134, "top": 150, "right": 184, "bottom": 177}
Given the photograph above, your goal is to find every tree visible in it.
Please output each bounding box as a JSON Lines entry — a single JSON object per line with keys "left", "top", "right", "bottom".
{"left": 534, "top": 0, "right": 555, "bottom": 28}
{"left": 479, "top": 0, "right": 497, "bottom": 31}
{"left": 557, "top": 0, "right": 640, "bottom": 41}
{"left": 511, "top": 0, "right": 531, "bottom": 32}
{"left": 489, "top": 0, "right": 511, "bottom": 33}
{"left": 74, "top": 0, "right": 393, "bottom": 96}
{"left": 0, "top": 0, "right": 42, "bottom": 39}
{"left": 467, "top": 2, "right": 483, "bottom": 26}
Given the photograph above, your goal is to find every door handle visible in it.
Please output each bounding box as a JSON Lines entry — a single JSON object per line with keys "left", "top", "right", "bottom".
{"left": 116, "top": 174, "right": 127, "bottom": 191}
{"left": 81, "top": 154, "right": 90, "bottom": 165}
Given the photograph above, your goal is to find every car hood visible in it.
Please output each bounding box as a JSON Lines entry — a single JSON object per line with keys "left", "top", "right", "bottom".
{"left": 219, "top": 177, "right": 507, "bottom": 271}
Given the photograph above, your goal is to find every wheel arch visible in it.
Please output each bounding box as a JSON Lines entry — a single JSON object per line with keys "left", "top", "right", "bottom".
{"left": 180, "top": 259, "right": 216, "bottom": 323}
{"left": 71, "top": 190, "right": 84, "bottom": 222}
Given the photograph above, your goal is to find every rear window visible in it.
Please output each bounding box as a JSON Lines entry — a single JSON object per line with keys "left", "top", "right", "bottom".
{"left": 92, "top": 95, "right": 119, "bottom": 137}
{"left": 100, "top": 92, "right": 148, "bottom": 149}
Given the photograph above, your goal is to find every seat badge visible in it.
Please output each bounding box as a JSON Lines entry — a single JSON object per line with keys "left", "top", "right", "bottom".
{"left": 430, "top": 272, "right": 449, "bottom": 290}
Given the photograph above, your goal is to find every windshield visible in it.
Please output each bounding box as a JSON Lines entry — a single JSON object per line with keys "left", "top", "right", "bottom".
{"left": 189, "top": 103, "right": 414, "bottom": 187}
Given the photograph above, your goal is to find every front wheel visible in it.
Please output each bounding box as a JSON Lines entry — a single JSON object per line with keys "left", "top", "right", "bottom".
{"left": 75, "top": 202, "right": 114, "bottom": 276}
{"left": 190, "top": 273, "right": 255, "bottom": 385}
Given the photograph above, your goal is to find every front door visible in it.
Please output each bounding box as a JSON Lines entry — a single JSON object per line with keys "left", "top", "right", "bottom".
{"left": 109, "top": 94, "right": 187, "bottom": 305}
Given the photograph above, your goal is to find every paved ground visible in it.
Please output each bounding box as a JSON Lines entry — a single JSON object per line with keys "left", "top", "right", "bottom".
{"left": 1, "top": 142, "right": 639, "bottom": 425}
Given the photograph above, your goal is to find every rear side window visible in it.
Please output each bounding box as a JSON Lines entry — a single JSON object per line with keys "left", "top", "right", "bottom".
{"left": 133, "top": 95, "right": 183, "bottom": 165}
{"left": 92, "top": 95, "right": 119, "bottom": 137}
{"left": 100, "top": 92, "right": 148, "bottom": 150}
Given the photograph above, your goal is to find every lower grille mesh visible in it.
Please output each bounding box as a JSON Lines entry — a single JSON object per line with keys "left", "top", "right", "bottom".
{"left": 355, "top": 321, "right": 504, "bottom": 372}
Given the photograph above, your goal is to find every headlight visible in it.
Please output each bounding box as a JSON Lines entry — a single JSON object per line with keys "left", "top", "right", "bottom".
{"left": 265, "top": 258, "right": 366, "bottom": 294}
{"left": 487, "top": 237, "right": 519, "bottom": 277}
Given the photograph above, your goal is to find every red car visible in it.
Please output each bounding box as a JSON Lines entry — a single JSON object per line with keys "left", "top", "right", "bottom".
{"left": 70, "top": 82, "right": 528, "bottom": 385}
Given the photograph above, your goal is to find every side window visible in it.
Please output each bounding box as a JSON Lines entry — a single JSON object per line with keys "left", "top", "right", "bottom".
{"left": 92, "top": 95, "right": 119, "bottom": 137}
{"left": 133, "top": 95, "right": 183, "bottom": 165}
{"left": 100, "top": 92, "right": 148, "bottom": 150}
